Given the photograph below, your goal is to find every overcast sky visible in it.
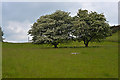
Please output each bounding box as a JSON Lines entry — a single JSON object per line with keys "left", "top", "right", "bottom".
{"left": 1, "top": 2, "right": 119, "bottom": 42}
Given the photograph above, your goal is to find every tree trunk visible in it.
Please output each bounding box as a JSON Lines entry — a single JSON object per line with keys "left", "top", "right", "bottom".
{"left": 54, "top": 44, "right": 58, "bottom": 48}
{"left": 52, "top": 42, "right": 59, "bottom": 48}
{"left": 85, "top": 43, "right": 88, "bottom": 47}
{"left": 84, "top": 40, "right": 89, "bottom": 47}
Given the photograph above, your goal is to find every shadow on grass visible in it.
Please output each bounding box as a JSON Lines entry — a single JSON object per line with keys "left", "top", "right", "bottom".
{"left": 29, "top": 46, "right": 101, "bottom": 49}
{"left": 57, "top": 46, "right": 101, "bottom": 48}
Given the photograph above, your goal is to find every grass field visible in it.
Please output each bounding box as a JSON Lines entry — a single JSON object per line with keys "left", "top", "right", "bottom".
{"left": 2, "top": 32, "right": 119, "bottom": 78}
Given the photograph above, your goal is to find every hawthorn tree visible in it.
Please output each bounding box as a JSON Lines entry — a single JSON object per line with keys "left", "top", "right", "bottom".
{"left": 71, "top": 9, "right": 111, "bottom": 47}
{"left": 0, "top": 26, "right": 3, "bottom": 42}
{"left": 28, "top": 10, "right": 72, "bottom": 48}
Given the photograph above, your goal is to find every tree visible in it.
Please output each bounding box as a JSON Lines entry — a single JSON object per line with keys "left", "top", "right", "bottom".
{"left": 71, "top": 9, "right": 111, "bottom": 47}
{"left": 28, "top": 10, "right": 72, "bottom": 48}
{"left": 0, "top": 26, "right": 3, "bottom": 42}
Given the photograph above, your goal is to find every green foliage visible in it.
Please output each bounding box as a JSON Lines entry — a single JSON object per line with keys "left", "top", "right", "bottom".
{"left": 0, "top": 26, "right": 3, "bottom": 42}
{"left": 28, "top": 9, "right": 112, "bottom": 48}
{"left": 28, "top": 10, "right": 72, "bottom": 48}
{"left": 71, "top": 9, "right": 112, "bottom": 47}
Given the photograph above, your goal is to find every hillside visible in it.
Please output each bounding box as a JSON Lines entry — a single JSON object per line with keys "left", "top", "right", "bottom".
{"left": 105, "top": 31, "right": 119, "bottom": 42}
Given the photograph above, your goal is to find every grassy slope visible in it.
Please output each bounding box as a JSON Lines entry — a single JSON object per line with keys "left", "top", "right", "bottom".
{"left": 105, "top": 31, "right": 119, "bottom": 42}
{"left": 2, "top": 32, "right": 119, "bottom": 78}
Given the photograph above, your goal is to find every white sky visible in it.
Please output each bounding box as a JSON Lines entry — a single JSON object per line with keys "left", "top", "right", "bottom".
{"left": 1, "top": 0, "right": 120, "bottom": 2}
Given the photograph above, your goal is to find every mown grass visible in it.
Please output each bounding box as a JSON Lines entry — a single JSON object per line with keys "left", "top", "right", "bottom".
{"left": 2, "top": 32, "right": 119, "bottom": 78}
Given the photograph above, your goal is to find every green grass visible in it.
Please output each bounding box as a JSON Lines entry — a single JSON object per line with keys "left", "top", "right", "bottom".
{"left": 2, "top": 32, "right": 119, "bottom": 78}
{"left": 105, "top": 31, "right": 119, "bottom": 42}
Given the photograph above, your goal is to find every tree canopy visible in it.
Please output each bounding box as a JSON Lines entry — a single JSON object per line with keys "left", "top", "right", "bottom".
{"left": 0, "top": 26, "right": 3, "bottom": 42}
{"left": 28, "top": 10, "right": 72, "bottom": 48}
{"left": 71, "top": 9, "right": 111, "bottom": 47}
{"left": 28, "top": 9, "right": 111, "bottom": 48}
